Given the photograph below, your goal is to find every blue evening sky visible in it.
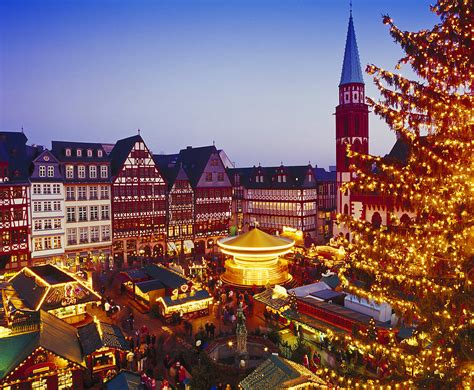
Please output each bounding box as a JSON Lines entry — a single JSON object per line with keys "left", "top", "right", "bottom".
{"left": 0, "top": 0, "right": 437, "bottom": 168}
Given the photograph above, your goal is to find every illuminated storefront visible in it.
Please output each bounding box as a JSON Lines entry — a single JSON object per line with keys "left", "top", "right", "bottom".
{"left": 0, "top": 311, "right": 85, "bottom": 390}
{"left": 78, "top": 317, "right": 130, "bottom": 381}
{"left": 5, "top": 264, "right": 100, "bottom": 324}
{"left": 120, "top": 264, "right": 212, "bottom": 320}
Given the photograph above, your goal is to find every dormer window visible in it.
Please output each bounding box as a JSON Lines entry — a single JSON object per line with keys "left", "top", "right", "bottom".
{"left": 65, "top": 148, "right": 71, "bottom": 157}
{"left": 308, "top": 174, "right": 312, "bottom": 182}
{"left": 97, "top": 150, "right": 103, "bottom": 158}
{"left": 87, "top": 149, "right": 92, "bottom": 157}
{"left": 282, "top": 175, "right": 286, "bottom": 183}
{"left": 77, "top": 149, "right": 82, "bottom": 157}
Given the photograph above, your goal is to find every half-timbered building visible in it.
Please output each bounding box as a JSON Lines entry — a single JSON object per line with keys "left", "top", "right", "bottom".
{"left": 29, "top": 148, "right": 66, "bottom": 266}
{"left": 109, "top": 135, "right": 167, "bottom": 264}
{"left": 154, "top": 155, "right": 195, "bottom": 256}
{"left": 228, "top": 165, "right": 318, "bottom": 241}
{"left": 51, "top": 141, "right": 112, "bottom": 269}
{"left": 177, "top": 146, "right": 232, "bottom": 255}
{"left": 0, "top": 132, "right": 31, "bottom": 272}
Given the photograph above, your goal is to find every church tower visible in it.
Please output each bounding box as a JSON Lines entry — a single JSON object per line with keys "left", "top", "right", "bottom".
{"left": 335, "top": 10, "right": 369, "bottom": 221}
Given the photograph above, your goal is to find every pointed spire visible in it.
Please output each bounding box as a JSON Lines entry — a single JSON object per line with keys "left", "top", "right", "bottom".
{"left": 339, "top": 11, "right": 364, "bottom": 86}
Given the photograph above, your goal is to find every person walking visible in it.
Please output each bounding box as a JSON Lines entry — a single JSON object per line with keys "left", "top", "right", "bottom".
{"left": 126, "top": 350, "right": 135, "bottom": 371}
{"left": 104, "top": 300, "right": 111, "bottom": 317}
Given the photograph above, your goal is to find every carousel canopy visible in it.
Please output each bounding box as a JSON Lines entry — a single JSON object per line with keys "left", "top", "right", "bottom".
{"left": 219, "top": 228, "right": 293, "bottom": 252}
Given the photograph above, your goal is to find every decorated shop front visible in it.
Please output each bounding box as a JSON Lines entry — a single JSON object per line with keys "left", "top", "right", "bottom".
{"left": 0, "top": 311, "right": 85, "bottom": 390}
{"left": 119, "top": 264, "right": 212, "bottom": 321}
{"left": 6, "top": 264, "right": 100, "bottom": 324}
{"left": 78, "top": 318, "right": 130, "bottom": 382}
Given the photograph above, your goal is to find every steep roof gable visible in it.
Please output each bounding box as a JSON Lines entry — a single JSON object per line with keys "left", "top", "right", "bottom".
{"left": 177, "top": 145, "right": 217, "bottom": 187}
{"left": 340, "top": 13, "right": 364, "bottom": 86}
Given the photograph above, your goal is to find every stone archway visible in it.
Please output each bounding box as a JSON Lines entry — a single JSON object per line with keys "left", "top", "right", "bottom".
{"left": 153, "top": 244, "right": 164, "bottom": 258}
{"left": 195, "top": 240, "right": 206, "bottom": 255}
{"left": 371, "top": 212, "right": 382, "bottom": 229}
{"left": 400, "top": 213, "right": 411, "bottom": 226}
{"left": 143, "top": 245, "right": 151, "bottom": 257}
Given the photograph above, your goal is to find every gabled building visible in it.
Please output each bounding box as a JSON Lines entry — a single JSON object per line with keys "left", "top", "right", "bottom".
{"left": 228, "top": 164, "right": 318, "bottom": 241}
{"left": 177, "top": 145, "right": 232, "bottom": 254}
{"left": 0, "top": 310, "right": 85, "bottom": 389}
{"left": 51, "top": 141, "right": 112, "bottom": 269}
{"left": 29, "top": 148, "right": 65, "bottom": 267}
{"left": 0, "top": 132, "right": 31, "bottom": 272}
{"left": 109, "top": 135, "right": 167, "bottom": 264}
{"left": 154, "top": 155, "right": 195, "bottom": 256}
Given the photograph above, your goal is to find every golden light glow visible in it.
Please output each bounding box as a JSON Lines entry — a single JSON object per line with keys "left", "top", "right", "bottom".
{"left": 218, "top": 228, "right": 294, "bottom": 287}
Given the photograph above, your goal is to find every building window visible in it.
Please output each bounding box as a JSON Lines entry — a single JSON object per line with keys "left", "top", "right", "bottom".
{"left": 78, "top": 165, "right": 86, "bottom": 178}
{"left": 90, "top": 206, "right": 99, "bottom": 220}
{"left": 205, "top": 172, "right": 212, "bottom": 182}
{"left": 44, "top": 237, "right": 52, "bottom": 249}
{"left": 43, "top": 184, "right": 51, "bottom": 195}
{"left": 53, "top": 218, "right": 61, "bottom": 229}
{"left": 87, "top": 149, "right": 93, "bottom": 157}
{"left": 52, "top": 184, "right": 61, "bottom": 194}
{"left": 66, "top": 186, "right": 75, "bottom": 200}
{"left": 78, "top": 206, "right": 87, "bottom": 222}
{"left": 67, "top": 207, "right": 75, "bottom": 222}
{"left": 39, "top": 166, "right": 46, "bottom": 177}
{"left": 217, "top": 172, "right": 224, "bottom": 182}
{"left": 97, "top": 150, "right": 103, "bottom": 158}
{"left": 100, "top": 165, "right": 108, "bottom": 178}
{"left": 77, "top": 149, "right": 82, "bottom": 157}
{"left": 101, "top": 205, "right": 110, "bottom": 220}
{"left": 33, "top": 184, "right": 41, "bottom": 195}
{"left": 43, "top": 201, "right": 52, "bottom": 212}
{"left": 43, "top": 219, "right": 52, "bottom": 229}
{"left": 101, "top": 225, "right": 110, "bottom": 241}
{"left": 89, "top": 165, "right": 97, "bottom": 178}
{"left": 53, "top": 201, "right": 61, "bottom": 211}
{"left": 65, "top": 148, "right": 71, "bottom": 157}
{"left": 34, "top": 220, "right": 42, "bottom": 230}
{"left": 51, "top": 236, "right": 61, "bottom": 249}
{"left": 79, "top": 227, "right": 88, "bottom": 243}
{"left": 78, "top": 186, "right": 87, "bottom": 200}
{"left": 100, "top": 186, "right": 109, "bottom": 199}
{"left": 34, "top": 238, "right": 43, "bottom": 251}
{"left": 47, "top": 166, "right": 54, "bottom": 177}
{"left": 66, "top": 165, "right": 74, "bottom": 179}
{"left": 67, "top": 228, "right": 77, "bottom": 245}
{"left": 89, "top": 186, "right": 98, "bottom": 199}
{"left": 33, "top": 202, "right": 41, "bottom": 212}
{"left": 90, "top": 226, "right": 99, "bottom": 242}
{"left": 58, "top": 370, "right": 73, "bottom": 390}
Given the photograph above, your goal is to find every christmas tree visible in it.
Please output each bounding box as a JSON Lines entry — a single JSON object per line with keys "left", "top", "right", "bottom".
{"left": 332, "top": 0, "right": 473, "bottom": 387}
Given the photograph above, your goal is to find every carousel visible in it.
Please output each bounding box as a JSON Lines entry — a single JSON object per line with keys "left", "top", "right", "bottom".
{"left": 218, "top": 227, "right": 294, "bottom": 288}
